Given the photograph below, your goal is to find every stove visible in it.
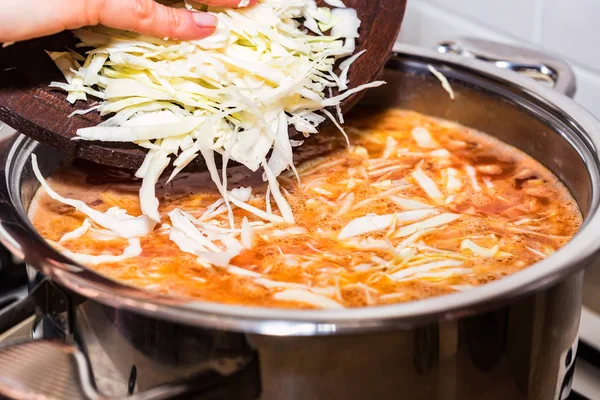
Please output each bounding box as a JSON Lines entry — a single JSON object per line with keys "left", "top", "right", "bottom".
{"left": 0, "top": 247, "right": 598, "bottom": 400}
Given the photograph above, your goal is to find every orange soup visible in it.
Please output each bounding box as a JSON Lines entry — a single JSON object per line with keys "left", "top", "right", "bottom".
{"left": 28, "top": 108, "right": 582, "bottom": 309}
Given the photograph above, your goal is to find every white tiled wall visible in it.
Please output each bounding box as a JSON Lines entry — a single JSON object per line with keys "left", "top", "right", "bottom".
{"left": 396, "top": 0, "right": 600, "bottom": 118}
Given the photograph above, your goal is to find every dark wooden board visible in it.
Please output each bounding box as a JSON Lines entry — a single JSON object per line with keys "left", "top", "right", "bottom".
{"left": 0, "top": 0, "right": 406, "bottom": 170}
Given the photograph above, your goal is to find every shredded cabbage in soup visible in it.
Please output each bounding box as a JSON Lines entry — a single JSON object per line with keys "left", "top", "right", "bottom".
{"left": 29, "top": 109, "right": 582, "bottom": 309}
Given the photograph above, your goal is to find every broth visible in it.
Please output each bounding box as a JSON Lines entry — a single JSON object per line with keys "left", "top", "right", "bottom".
{"left": 28, "top": 108, "right": 582, "bottom": 309}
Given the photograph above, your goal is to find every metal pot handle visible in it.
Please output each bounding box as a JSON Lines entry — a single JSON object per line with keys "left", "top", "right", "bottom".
{"left": 0, "top": 282, "right": 261, "bottom": 400}
{"left": 436, "top": 37, "right": 577, "bottom": 98}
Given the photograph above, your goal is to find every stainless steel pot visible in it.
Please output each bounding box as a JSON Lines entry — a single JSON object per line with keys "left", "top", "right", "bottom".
{"left": 0, "top": 38, "right": 598, "bottom": 400}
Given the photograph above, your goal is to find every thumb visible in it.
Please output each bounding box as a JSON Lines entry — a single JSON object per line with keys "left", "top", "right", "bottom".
{"left": 86, "top": 0, "right": 219, "bottom": 41}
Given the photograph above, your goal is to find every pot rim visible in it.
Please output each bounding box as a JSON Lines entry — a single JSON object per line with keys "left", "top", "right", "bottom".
{"left": 1, "top": 44, "right": 600, "bottom": 336}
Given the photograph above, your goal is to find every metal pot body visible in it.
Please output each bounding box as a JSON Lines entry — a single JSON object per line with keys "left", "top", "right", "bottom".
{"left": 51, "top": 273, "right": 579, "bottom": 400}
{"left": 583, "top": 264, "right": 600, "bottom": 314}
{"left": 0, "top": 43, "right": 599, "bottom": 399}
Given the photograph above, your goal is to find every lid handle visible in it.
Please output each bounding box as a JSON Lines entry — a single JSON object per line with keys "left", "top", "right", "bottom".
{"left": 436, "top": 37, "right": 577, "bottom": 98}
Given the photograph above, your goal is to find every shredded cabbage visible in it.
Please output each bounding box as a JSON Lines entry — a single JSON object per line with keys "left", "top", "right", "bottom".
{"left": 445, "top": 167, "right": 462, "bottom": 193}
{"left": 59, "top": 219, "right": 92, "bottom": 243}
{"left": 50, "top": 238, "right": 142, "bottom": 266}
{"left": 427, "top": 65, "right": 455, "bottom": 100}
{"left": 461, "top": 239, "right": 499, "bottom": 257}
{"left": 395, "top": 268, "right": 471, "bottom": 282}
{"left": 465, "top": 165, "right": 482, "bottom": 192}
{"left": 411, "top": 162, "right": 445, "bottom": 205}
{"left": 274, "top": 289, "right": 344, "bottom": 308}
{"left": 390, "top": 259, "right": 464, "bottom": 280}
{"left": 32, "top": 154, "right": 156, "bottom": 238}
{"left": 241, "top": 217, "right": 254, "bottom": 249}
{"left": 47, "top": 0, "right": 381, "bottom": 232}
{"left": 388, "top": 195, "right": 434, "bottom": 211}
{"left": 393, "top": 213, "right": 462, "bottom": 238}
{"left": 339, "top": 209, "right": 438, "bottom": 239}
{"left": 168, "top": 208, "right": 245, "bottom": 267}
{"left": 411, "top": 127, "right": 439, "bottom": 149}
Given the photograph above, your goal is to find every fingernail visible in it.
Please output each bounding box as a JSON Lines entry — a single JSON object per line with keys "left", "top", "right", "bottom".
{"left": 192, "top": 12, "right": 218, "bottom": 27}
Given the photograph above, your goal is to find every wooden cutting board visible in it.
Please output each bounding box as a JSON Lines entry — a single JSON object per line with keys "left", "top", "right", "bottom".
{"left": 0, "top": 0, "right": 406, "bottom": 170}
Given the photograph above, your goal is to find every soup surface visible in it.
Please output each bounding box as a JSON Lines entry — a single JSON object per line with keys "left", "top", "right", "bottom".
{"left": 28, "top": 108, "right": 582, "bottom": 309}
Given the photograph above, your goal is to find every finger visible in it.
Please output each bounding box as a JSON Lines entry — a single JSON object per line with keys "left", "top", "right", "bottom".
{"left": 84, "top": 0, "right": 219, "bottom": 41}
{"left": 0, "top": 0, "right": 76, "bottom": 43}
{"left": 192, "top": 0, "right": 258, "bottom": 8}
{"left": 0, "top": 0, "right": 219, "bottom": 43}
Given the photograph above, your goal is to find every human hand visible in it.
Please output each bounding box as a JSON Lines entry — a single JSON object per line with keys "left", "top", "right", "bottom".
{"left": 0, "top": 0, "right": 257, "bottom": 45}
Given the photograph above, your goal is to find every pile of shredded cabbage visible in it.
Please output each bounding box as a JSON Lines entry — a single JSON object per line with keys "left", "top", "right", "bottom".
{"left": 46, "top": 0, "right": 383, "bottom": 231}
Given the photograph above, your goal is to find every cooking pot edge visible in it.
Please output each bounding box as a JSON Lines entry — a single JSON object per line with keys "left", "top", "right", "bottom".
{"left": 0, "top": 44, "right": 599, "bottom": 335}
